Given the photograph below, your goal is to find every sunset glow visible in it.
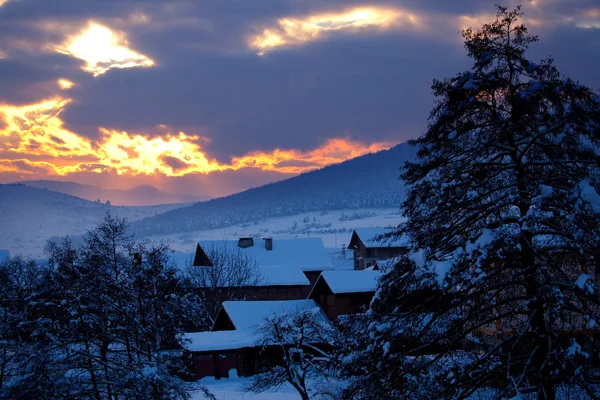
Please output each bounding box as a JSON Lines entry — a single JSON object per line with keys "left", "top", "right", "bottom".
{"left": 57, "top": 79, "right": 75, "bottom": 90}
{"left": 0, "top": 98, "right": 393, "bottom": 178}
{"left": 56, "top": 23, "right": 154, "bottom": 76}
{"left": 249, "top": 7, "right": 421, "bottom": 54}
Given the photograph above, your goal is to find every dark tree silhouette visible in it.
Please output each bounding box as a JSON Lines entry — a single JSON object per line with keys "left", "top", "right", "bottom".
{"left": 343, "top": 6, "right": 600, "bottom": 400}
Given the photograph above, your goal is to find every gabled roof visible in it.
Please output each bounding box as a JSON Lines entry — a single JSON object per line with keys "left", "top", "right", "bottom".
{"left": 182, "top": 299, "right": 331, "bottom": 352}
{"left": 219, "top": 299, "right": 325, "bottom": 331}
{"left": 310, "top": 270, "right": 382, "bottom": 296}
{"left": 347, "top": 228, "right": 410, "bottom": 249}
{"left": 259, "top": 266, "right": 310, "bottom": 286}
{"left": 0, "top": 250, "right": 10, "bottom": 264}
{"left": 196, "top": 238, "right": 333, "bottom": 271}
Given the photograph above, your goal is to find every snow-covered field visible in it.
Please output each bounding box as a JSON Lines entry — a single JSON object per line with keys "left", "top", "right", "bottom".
{"left": 1, "top": 192, "right": 402, "bottom": 260}
{"left": 147, "top": 208, "right": 402, "bottom": 254}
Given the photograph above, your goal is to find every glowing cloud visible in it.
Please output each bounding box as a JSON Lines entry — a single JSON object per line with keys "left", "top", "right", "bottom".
{"left": 0, "top": 98, "right": 394, "bottom": 178}
{"left": 56, "top": 23, "right": 154, "bottom": 76}
{"left": 576, "top": 8, "right": 600, "bottom": 29}
{"left": 57, "top": 79, "right": 75, "bottom": 90}
{"left": 249, "top": 7, "right": 422, "bottom": 54}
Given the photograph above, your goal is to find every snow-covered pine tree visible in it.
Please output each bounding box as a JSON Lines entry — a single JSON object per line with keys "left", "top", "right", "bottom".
{"left": 343, "top": 6, "right": 600, "bottom": 400}
{"left": 41, "top": 214, "right": 209, "bottom": 399}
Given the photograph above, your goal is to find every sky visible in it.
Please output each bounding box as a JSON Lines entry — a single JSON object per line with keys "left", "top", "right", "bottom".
{"left": 0, "top": 0, "right": 598, "bottom": 197}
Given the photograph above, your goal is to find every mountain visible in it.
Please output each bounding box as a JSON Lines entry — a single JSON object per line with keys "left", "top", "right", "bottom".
{"left": 0, "top": 184, "right": 191, "bottom": 257}
{"left": 15, "top": 181, "right": 209, "bottom": 206}
{"left": 131, "top": 141, "right": 416, "bottom": 237}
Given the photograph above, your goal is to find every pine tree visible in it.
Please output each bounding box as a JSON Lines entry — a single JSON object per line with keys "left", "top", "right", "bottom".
{"left": 344, "top": 6, "right": 600, "bottom": 400}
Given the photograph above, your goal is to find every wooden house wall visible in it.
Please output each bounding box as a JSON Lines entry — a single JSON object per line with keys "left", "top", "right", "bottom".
{"left": 310, "top": 278, "right": 375, "bottom": 320}
{"left": 353, "top": 245, "right": 408, "bottom": 270}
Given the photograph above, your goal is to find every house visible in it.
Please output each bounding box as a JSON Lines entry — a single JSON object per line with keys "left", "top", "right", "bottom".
{"left": 193, "top": 238, "right": 334, "bottom": 296}
{"left": 309, "top": 270, "right": 381, "bottom": 320}
{"left": 181, "top": 300, "right": 330, "bottom": 379}
{"left": 347, "top": 228, "right": 409, "bottom": 270}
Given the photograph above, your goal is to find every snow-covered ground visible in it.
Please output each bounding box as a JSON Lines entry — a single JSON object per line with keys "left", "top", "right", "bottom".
{"left": 2, "top": 200, "right": 402, "bottom": 260}
{"left": 147, "top": 208, "right": 402, "bottom": 254}
{"left": 190, "top": 376, "right": 301, "bottom": 400}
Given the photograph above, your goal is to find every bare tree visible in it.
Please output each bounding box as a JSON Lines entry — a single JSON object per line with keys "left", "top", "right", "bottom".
{"left": 247, "top": 308, "right": 337, "bottom": 400}
{"left": 185, "top": 241, "right": 263, "bottom": 328}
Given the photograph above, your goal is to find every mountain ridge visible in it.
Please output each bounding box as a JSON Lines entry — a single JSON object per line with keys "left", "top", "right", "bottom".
{"left": 0, "top": 183, "right": 193, "bottom": 257}
{"left": 14, "top": 180, "right": 209, "bottom": 206}
{"left": 130, "top": 141, "right": 416, "bottom": 237}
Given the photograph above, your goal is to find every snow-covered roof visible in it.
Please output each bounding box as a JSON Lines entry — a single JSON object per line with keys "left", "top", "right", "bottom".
{"left": 350, "top": 228, "right": 410, "bottom": 248}
{"left": 183, "top": 299, "right": 331, "bottom": 352}
{"left": 259, "top": 266, "right": 310, "bottom": 286}
{"left": 373, "top": 258, "right": 398, "bottom": 270}
{"left": 221, "top": 300, "right": 325, "bottom": 331}
{"left": 330, "top": 258, "right": 355, "bottom": 270}
{"left": 314, "top": 270, "right": 382, "bottom": 294}
{"left": 0, "top": 250, "right": 10, "bottom": 263}
{"left": 180, "top": 330, "right": 256, "bottom": 352}
{"left": 197, "top": 238, "right": 333, "bottom": 271}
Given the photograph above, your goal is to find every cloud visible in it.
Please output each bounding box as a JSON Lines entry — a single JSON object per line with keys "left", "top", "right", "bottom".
{"left": 57, "top": 78, "right": 75, "bottom": 89}
{"left": 0, "top": 96, "right": 395, "bottom": 178}
{"left": 248, "top": 6, "right": 423, "bottom": 54}
{"left": 0, "top": 0, "right": 598, "bottom": 196}
{"left": 54, "top": 22, "right": 154, "bottom": 76}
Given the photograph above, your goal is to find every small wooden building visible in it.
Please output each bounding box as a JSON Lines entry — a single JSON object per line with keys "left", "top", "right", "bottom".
{"left": 308, "top": 270, "right": 381, "bottom": 320}
{"left": 182, "top": 299, "right": 330, "bottom": 380}
{"left": 347, "top": 228, "right": 409, "bottom": 270}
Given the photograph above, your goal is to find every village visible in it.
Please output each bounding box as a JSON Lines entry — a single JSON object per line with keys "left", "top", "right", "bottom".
{"left": 170, "top": 228, "right": 408, "bottom": 381}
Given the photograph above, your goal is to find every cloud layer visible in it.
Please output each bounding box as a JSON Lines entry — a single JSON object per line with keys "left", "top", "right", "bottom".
{"left": 0, "top": 0, "right": 598, "bottom": 197}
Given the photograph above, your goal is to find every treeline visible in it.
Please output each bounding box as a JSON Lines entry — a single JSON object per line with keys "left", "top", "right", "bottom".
{"left": 0, "top": 214, "right": 211, "bottom": 400}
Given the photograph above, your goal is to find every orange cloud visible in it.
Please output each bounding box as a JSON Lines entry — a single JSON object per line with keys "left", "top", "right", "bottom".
{"left": 249, "top": 6, "right": 423, "bottom": 54}
{"left": 231, "top": 138, "right": 391, "bottom": 173}
{"left": 0, "top": 97, "right": 394, "bottom": 178}
{"left": 57, "top": 78, "right": 76, "bottom": 90}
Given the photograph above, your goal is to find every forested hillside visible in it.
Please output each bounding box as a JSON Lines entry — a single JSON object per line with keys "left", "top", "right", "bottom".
{"left": 130, "top": 142, "right": 416, "bottom": 237}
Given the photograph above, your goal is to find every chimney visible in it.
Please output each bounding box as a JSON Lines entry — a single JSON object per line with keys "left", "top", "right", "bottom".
{"left": 265, "top": 238, "right": 273, "bottom": 251}
{"left": 238, "top": 238, "right": 254, "bottom": 248}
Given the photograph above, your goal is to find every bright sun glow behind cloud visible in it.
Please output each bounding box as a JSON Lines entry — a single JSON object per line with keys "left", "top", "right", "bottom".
{"left": 250, "top": 7, "right": 422, "bottom": 54}
{"left": 57, "top": 79, "right": 75, "bottom": 90}
{"left": 0, "top": 98, "right": 393, "bottom": 178}
{"left": 56, "top": 23, "right": 154, "bottom": 76}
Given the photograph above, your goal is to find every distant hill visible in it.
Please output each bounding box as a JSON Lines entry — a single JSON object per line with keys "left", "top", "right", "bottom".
{"left": 131, "top": 141, "right": 416, "bottom": 237}
{"left": 0, "top": 184, "right": 191, "bottom": 257}
{"left": 15, "top": 180, "right": 209, "bottom": 206}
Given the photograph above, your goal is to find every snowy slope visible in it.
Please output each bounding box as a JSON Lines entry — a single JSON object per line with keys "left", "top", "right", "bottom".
{"left": 0, "top": 184, "right": 191, "bottom": 257}
{"left": 147, "top": 208, "right": 402, "bottom": 258}
{"left": 130, "top": 142, "right": 416, "bottom": 238}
